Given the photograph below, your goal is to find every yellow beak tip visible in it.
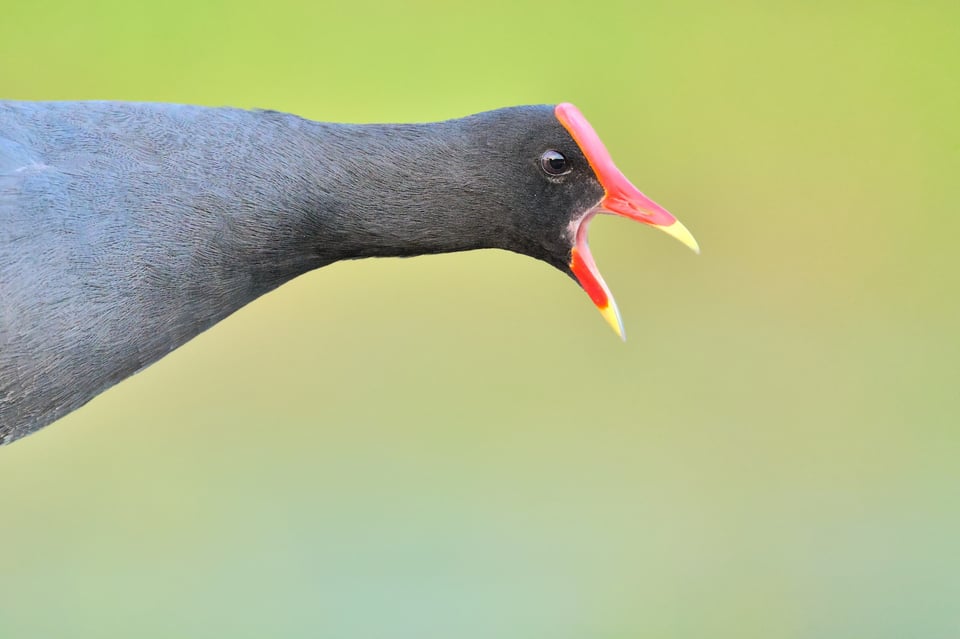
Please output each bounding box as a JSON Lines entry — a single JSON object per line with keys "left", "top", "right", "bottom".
{"left": 658, "top": 219, "right": 700, "bottom": 255}
{"left": 599, "top": 301, "right": 626, "bottom": 341}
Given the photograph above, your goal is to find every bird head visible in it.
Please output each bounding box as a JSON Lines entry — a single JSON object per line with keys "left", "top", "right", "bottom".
{"left": 457, "top": 103, "right": 699, "bottom": 339}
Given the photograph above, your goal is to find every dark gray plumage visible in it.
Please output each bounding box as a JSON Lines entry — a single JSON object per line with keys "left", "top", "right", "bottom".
{"left": 0, "top": 101, "right": 606, "bottom": 444}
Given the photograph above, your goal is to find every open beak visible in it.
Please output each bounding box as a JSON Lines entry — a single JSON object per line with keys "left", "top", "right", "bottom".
{"left": 556, "top": 103, "right": 699, "bottom": 340}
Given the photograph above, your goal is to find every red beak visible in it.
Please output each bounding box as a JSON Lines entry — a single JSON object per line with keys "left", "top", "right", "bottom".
{"left": 555, "top": 103, "right": 699, "bottom": 339}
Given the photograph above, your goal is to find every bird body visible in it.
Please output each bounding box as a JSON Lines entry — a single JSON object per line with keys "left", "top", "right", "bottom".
{"left": 0, "top": 101, "right": 697, "bottom": 444}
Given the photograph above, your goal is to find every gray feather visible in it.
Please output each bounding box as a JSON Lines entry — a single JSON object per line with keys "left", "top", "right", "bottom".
{"left": 0, "top": 101, "right": 600, "bottom": 444}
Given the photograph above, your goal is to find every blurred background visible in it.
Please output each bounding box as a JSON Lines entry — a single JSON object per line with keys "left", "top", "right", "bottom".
{"left": 1, "top": 1, "right": 957, "bottom": 637}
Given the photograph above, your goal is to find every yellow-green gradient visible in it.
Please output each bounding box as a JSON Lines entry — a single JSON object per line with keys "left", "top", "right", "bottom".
{"left": 2, "top": 2, "right": 958, "bottom": 637}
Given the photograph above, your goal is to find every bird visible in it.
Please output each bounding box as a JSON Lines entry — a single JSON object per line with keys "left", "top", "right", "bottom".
{"left": 0, "top": 100, "right": 698, "bottom": 445}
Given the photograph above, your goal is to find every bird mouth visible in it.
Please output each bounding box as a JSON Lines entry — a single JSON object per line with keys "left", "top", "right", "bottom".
{"left": 556, "top": 103, "right": 700, "bottom": 340}
{"left": 569, "top": 206, "right": 621, "bottom": 337}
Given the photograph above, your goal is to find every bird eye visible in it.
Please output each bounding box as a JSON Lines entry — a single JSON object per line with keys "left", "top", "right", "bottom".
{"left": 540, "top": 150, "right": 570, "bottom": 176}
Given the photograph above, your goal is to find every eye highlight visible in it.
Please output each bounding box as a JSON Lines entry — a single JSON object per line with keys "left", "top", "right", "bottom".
{"left": 540, "top": 150, "right": 570, "bottom": 176}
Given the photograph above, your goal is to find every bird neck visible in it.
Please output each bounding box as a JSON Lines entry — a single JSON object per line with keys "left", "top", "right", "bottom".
{"left": 220, "top": 112, "right": 500, "bottom": 290}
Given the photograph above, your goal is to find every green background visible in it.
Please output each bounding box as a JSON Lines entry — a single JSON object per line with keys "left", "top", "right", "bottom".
{"left": 1, "top": 1, "right": 958, "bottom": 637}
